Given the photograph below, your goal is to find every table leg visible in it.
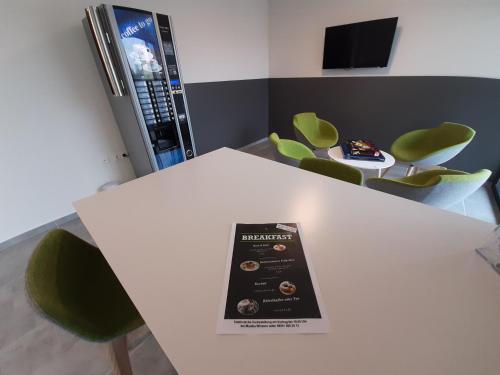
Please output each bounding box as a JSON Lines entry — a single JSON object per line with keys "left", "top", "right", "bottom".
{"left": 380, "top": 166, "right": 392, "bottom": 178}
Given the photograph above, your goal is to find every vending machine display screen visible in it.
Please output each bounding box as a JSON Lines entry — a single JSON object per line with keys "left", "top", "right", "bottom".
{"left": 113, "top": 7, "right": 164, "bottom": 80}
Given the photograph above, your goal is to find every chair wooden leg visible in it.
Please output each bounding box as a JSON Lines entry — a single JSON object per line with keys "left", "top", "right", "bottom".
{"left": 109, "top": 335, "right": 133, "bottom": 375}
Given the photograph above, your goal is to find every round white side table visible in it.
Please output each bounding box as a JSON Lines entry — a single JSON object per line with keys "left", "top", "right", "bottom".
{"left": 327, "top": 146, "right": 395, "bottom": 178}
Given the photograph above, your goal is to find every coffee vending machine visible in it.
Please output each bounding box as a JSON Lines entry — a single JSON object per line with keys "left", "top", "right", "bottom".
{"left": 83, "top": 5, "right": 196, "bottom": 177}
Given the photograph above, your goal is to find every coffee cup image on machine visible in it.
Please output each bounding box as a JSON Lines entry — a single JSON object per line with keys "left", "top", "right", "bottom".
{"left": 122, "top": 38, "right": 163, "bottom": 79}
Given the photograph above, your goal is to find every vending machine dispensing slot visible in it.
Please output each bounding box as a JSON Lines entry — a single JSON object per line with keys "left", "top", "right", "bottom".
{"left": 83, "top": 5, "right": 197, "bottom": 176}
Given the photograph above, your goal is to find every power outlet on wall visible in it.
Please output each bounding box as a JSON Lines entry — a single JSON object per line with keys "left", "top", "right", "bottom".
{"left": 102, "top": 152, "right": 129, "bottom": 164}
{"left": 113, "top": 152, "right": 129, "bottom": 161}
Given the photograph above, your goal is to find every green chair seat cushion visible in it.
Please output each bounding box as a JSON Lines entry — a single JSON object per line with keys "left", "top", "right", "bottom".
{"left": 390, "top": 123, "right": 475, "bottom": 163}
{"left": 269, "top": 132, "right": 316, "bottom": 164}
{"left": 26, "top": 229, "right": 144, "bottom": 342}
{"left": 279, "top": 139, "right": 316, "bottom": 160}
{"left": 299, "top": 157, "right": 363, "bottom": 185}
{"left": 370, "top": 169, "right": 490, "bottom": 188}
{"left": 293, "top": 113, "right": 339, "bottom": 148}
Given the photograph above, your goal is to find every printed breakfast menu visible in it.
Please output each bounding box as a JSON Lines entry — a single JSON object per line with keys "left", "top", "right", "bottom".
{"left": 217, "top": 223, "right": 329, "bottom": 334}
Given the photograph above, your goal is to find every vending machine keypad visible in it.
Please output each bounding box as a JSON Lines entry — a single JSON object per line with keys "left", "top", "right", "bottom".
{"left": 134, "top": 80, "right": 175, "bottom": 127}
{"left": 133, "top": 79, "right": 180, "bottom": 153}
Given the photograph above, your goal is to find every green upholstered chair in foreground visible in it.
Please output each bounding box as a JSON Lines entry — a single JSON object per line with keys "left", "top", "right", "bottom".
{"left": 293, "top": 112, "right": 339, "bottom": 151}
{"left": 366, "top": 169, "right": 491, "bottom": 209}
{"left": 299, "top": 157, "right": 363, "bottom": 185}
{"left": 26, "top": 229, "right": 144, "bottom": 375}
{"left": 391, "top": 122, "right": 476, "bottom": 175}
{"left": 269, "top": 132, "right": 316, "bottom": 166}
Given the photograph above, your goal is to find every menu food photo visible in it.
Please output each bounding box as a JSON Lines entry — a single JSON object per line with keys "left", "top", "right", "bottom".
{"left": 217, "top": 223, "right": 329, "bottom": 334}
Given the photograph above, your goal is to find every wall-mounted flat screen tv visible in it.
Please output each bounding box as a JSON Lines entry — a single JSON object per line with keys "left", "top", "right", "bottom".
{"left": 323, "top": 17, "right": 398, "bottom": 69}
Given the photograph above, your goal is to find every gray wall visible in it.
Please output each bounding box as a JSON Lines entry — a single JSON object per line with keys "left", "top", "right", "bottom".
{"left": 185, "top": 79, "right": 269, "bottom": 154}
{"left": 269, "top": 76, "right": 500, "bottom": 180}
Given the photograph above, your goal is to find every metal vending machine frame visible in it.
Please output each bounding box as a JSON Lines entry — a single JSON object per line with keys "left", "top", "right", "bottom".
{"left": 83, "top": 4, "right": 196, "bottom": 177}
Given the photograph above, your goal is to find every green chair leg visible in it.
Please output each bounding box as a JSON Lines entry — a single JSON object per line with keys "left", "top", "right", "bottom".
{"left": 110, "top": 336, "right": 133, "bottom": 375}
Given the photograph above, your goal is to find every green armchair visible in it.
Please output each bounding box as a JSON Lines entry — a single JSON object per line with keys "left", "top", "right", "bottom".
{"left": 366, "top": 169, "right": 491, "bottom": 209}
{"left": 269, "top": 132, "right": 316, "bottom": 166}
{"left": 391, "top": 122, "right": 476, "bottom": 174}
{"left": 293, "top": 112, "right": 339, "bottom": 150}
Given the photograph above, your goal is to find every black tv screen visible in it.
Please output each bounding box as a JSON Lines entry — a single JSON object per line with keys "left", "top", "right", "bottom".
{"left": 323, "top": 17, "right": 398, "bottom": 69}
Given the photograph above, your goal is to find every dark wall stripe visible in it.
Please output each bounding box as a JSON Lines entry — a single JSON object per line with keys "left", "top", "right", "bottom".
{"left": 184, "top": 76, "right": 499, "bottom": 180}
{"left": 269, "top": 76, "right": 500, "bottom": 180}
{"left": 185, "top": 79, "right": 269, "bottom": 154}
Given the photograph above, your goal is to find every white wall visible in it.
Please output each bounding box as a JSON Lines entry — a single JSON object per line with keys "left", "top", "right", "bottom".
{"left": 269, "top": 0, "right": 500, "bottom": 78}
{"left": 0, "top": 0, "right": 269, "bottom": 242}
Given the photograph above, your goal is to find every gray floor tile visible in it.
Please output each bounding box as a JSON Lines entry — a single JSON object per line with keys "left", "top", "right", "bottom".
{"left": 0, "top": 274, "right": 46, "bottom": 350}
{"left": 382, "top": 164, "right": 409, "bottom": 179}
{"left": 0, "top": 323, "right": 111, "bottom": 375}
{"left": 129, "top": 335, "right": 177, "bottom": 375}
{"left": 127, "top": 325, "right": 152, "bottom": 351}
{"left": 58, "top": 218, "right": 95, "bottom": 245}
{"left": 239, "top": 139, "right": 275, "bottom": 160}
{"left": 0, "top": 232, "right": 41, "bottom": 288}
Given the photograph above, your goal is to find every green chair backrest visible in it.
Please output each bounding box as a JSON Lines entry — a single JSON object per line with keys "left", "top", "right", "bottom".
{"left": 388, "top": 169, "right": 470, "bottom": 187}
{"left": 438, "top": 168, "right": 490, "bottom": 185}
{"left": 269, "top": 132, "right": 280, "bottom": 146}
{"left": 299, "top": 157, "right": 363, "bottom": 185}
{"left": 26, "top": 229, "right": 143, "bottom": 342}
{"left": 366, "top": 169, "right": 491, "bottom": 208}
{"left": 390, "top": 122, "right": 476, "bottom": 166}
{"left": 426, "top": 122, "right": 476, "bottom": 150}
{"left": 280, "top": 140, "right": 315, "bottom": 158}
{"left": 293, "top": 112, "right": 319, "bottom": 140}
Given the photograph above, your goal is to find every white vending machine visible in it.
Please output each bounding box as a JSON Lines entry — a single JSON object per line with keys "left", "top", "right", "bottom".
{"left": 84, "top": 5, "right": 196, "bottom": 176}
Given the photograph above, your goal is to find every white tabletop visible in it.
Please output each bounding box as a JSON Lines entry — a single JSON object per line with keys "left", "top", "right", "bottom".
{"left": 74, "top": 148, "right": 500, "bottom": 375}
{"left": 328, "top": 145, "right": 395, "bottom": 170}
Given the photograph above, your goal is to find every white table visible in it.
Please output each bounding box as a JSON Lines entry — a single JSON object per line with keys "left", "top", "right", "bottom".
{"left": 328, "top": 145, "right": 395, "bottom": 177}
{"left": 74, "top": 148, "right": 500, "bottom": 375}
